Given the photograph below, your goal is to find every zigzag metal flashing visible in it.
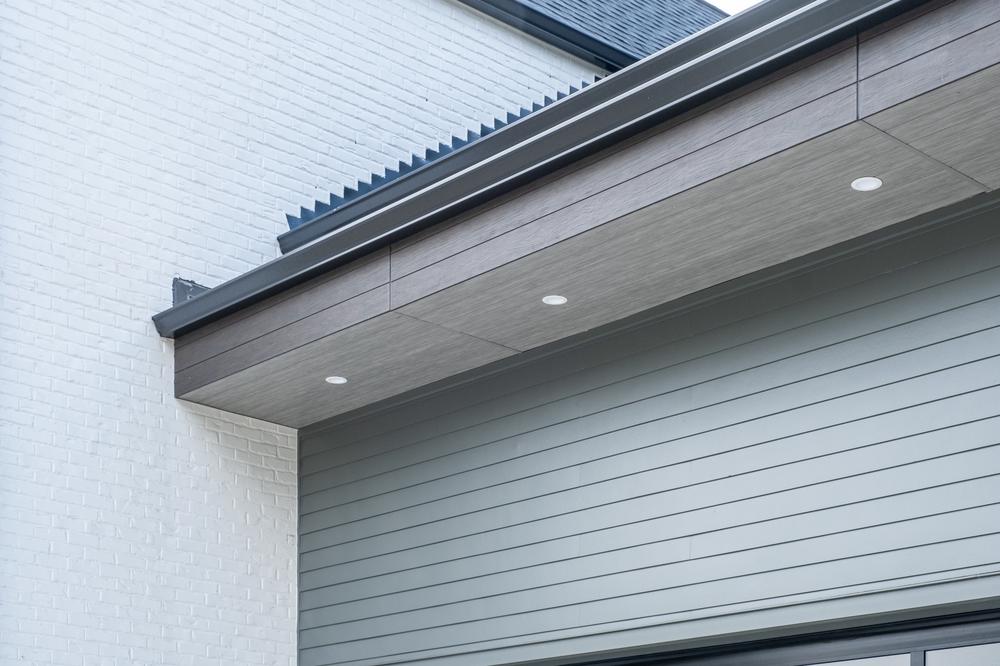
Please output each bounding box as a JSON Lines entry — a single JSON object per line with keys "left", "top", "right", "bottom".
{"left": 282, "top": 79, "right": 598, "bottom": 236}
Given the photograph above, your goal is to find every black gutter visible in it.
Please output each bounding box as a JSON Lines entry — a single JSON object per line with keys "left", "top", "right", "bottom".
{"left": 154, "top": 0, "right": 928, "bottom": 339}
{"left": 454, "top": 0, "right": 640, "bottom": 71}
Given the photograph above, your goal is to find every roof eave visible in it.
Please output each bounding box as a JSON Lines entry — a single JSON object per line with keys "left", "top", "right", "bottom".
{"left": 153, "top": 0, "right": 929, "bottom": 339}
{"left": 454, "top": 0, "right": 640, "bottom": 70}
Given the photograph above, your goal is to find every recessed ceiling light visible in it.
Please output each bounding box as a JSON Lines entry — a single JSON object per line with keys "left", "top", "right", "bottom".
{"left": 324, "top": 376, "right": 348, "bottom": 385}
{"left": 851, "top": 176, "right": 883, "bottom": 192}
{"left": 542, "top": 294, "right": 568, "bottom": 306}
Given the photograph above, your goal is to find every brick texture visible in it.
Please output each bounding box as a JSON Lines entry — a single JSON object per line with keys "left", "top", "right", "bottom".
{"left": 0, "top": 0, "right": 599, "bottom": 663}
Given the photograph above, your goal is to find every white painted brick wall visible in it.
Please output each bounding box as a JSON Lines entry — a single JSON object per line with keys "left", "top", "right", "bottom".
{"left": 0, "top": 0, "right": 599, "bottom": 663}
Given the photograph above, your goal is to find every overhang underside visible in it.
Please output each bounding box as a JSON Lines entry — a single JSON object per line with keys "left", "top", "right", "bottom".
{"left": 172, "top": 0, "right": 1000, "bottom": 429}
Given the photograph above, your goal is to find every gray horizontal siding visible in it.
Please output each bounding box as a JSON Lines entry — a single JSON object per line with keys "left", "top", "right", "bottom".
{"left": 297, "top": 210, "right": 1000, "bottom": 665}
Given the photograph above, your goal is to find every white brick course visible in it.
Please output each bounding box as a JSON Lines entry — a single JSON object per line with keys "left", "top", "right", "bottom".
{"left": 0, "top": 0, "right": 598, "bottom": 663}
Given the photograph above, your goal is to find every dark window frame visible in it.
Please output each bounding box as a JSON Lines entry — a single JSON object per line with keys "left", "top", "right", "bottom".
{"left": 573, "top": 610, "right": 1000, "bottom": 665}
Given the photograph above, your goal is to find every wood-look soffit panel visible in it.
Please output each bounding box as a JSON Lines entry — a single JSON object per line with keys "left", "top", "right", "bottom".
{"left": 175, "top": 249, "right": 390, "bottom": 371}
{"left": 180, "top": 313, "right": 516, "bottom": 428}
{"left": 858, "top": 16, "right": 1000, "bottom": 116}
{"left": 867, "top": 63, "right": 1000, "bottom": 190}
{"left": 174, "top": 44, "right": 862, "bottom": 413}
{"left": 175, "top": 286, "right": 390, "bottom": 397}
{"left": 858, "top": 0, "right": 1000, "bottom": 79}
{"left": 399, "top": 122, "right": 985, "bottom": 351}
{"left": 388, "top": 42, "right": 858, "bottom": 282}
{"left": 389, "top": 86, "right": 856, "bottom": 310}
{"left": 178, "top": 117, "right": 986, "bottom": 427}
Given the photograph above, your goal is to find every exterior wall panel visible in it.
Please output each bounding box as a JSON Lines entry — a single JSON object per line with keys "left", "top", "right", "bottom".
{"left": 298, "top": 209, "right": 1000, "bottom": 665}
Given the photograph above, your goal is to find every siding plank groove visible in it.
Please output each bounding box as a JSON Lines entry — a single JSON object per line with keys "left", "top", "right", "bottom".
{"left": 300, "top": 365, "right": 1000, "bottom": 556}
{"left": 298, "top": 334, "right": 1000, "bottom": 552}
{"left": 300, "top": 471, "right": 1000, "bottom": 596}
{"left": 301, "top": 495, "right": 1000, "bottom": 629}
{"left": 299, "top": 506, "right": 1000, "bottom": 645}
{"left": 300, "top": 407, "right": 1000, "bottom": 576}
{"left": 301, "top": 534, "right": 1000, "bottom": 664}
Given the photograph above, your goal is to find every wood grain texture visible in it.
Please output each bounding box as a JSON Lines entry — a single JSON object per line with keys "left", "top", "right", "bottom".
{"left": 391, "top": 87, "right": 858, "bottom": 310}
{"left": 179, "top": 312, "right": 515, "bottom": 428}
{"left": 399, "top": 122, "right": 985, "bottom": 352}
{"left": 388, "top": 43, "right": 857, "bottom": 281}
{"left": 175, "top": 249, "right": 389, "bottom": 370}
{"left": 868, "top": 63, "right": 1000, "bottom": 189}
{"left": 175, "top": 286, "right": 390, "bottom": 396}
{"left": 859, "top": 0, "right": 1000, "bottom": 79}
{"left": 858, "top": 18, "right": 1000, "bottom": 117}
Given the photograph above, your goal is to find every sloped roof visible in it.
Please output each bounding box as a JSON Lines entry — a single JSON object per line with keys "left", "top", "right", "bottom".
{"left": 522, "top": 0, "right": 726, "bottom": 60}
{"left": 458, "top": 0, "right": 726, "bottom": 70}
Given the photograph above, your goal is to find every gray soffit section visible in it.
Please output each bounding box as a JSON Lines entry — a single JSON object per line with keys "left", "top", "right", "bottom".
{"left": 152, "top": 0, "right": 929, "bottom": 339}
{"left": 295, "top": 187, "right": 1000, "bottom": 436}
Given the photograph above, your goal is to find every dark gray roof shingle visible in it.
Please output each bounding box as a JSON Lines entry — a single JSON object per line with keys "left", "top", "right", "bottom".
{"left": 521, "top": 0, "right": 726, "bottom": 61}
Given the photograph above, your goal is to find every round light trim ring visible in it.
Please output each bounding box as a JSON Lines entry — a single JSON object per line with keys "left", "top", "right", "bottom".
{"left": 851, "top": 176, "right": 883, "bottom": 192}
{"left": 542, "top": 295, "right": 568, "bottom": 306}
{"left": 324, "top": 376, "right": 348, "bottom": 385}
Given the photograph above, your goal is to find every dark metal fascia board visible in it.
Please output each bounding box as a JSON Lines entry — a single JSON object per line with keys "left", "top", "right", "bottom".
{"left": 454, "top": 0, "right": 639, "bottom": 70}
{"left": 153, "top": 0, "right": 928, "bottom": 338}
